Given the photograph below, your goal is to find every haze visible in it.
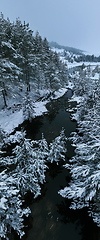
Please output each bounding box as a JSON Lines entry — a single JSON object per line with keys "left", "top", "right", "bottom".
{"left": 1, "top": 0, "right": 100, "bottom": 55}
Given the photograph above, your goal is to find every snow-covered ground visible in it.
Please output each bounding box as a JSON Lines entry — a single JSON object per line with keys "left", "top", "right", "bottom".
{"left": 0, "top": 87, "right": 69, "bottom": 134}
{"left": 0, "top": 109, "right": 23, "bottom": 134}
{"left": 62, "top": 58, "right": 100, "bottom": 69}
{"left": 51, "top": 46, "right": 100, "bottom": 69}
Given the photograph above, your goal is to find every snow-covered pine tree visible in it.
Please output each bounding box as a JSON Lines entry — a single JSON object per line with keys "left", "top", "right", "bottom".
{"left": 48, "top": 129, "right": 67, "bottom": 164}
{"left": 23, "top": 90, "right": 35, "bottom": 122}
{"left": 0, "top": 170, "right": 30, "bottom": 240}
{"left": 31, "top": 133, "right": 49, "bottom": 184}
{"left": 11, "top": 132, "right": 41, "bottom": 197}
{"left": 0, "top": 128, "right": 8, "bottom": 149}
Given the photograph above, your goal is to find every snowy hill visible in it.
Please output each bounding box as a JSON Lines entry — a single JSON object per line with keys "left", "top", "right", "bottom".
{"left": 49, "top": 41, "right": 100, "bottom": 66}
{"left": 49, "top": 41, "right": 84, "bottom": 55}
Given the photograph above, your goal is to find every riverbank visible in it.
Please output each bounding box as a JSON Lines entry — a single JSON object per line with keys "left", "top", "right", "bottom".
{"left": 0, "top": 83, "right": 73, "bottom": 135}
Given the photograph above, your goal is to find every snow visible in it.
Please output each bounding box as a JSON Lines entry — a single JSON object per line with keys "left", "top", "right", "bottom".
{"left": 0, "top": 102, "right": 48, "bottom": 134}
{"left": 91, "top": 72, "right": 99, "bottom": 80}
{"left": 7, "top": 131, "right": 24, "bottom": 143}
{"left": 7, "top": 189, "right": 19, "bottom": 195}
{"left": 51, "top": 47, "right": 64, "bottom": 54}
{"left": 67, "top": 61, "right": 100, "bottom": 69}
{"left": 2, "top": 41, "right": 15, "bottom": 51}
{"left": 67, "top": 81, "right": 74, "bottom": 89}
{"left": 0, "top": 109, "right": 23, "bottom": 134}
{"left": 33, "top": 100, "right": 48, "bottom": 117}
{"left": 69, "top": 95, "right": 84, "bottom": 104}
{"left": 1, "top": 58, "right": 21, "bottom": 71}
{"left": 0, "top": 197, "right": 7, "bottom": 209}
{"left": 59, "top": 55, "right": 100, "bottom": 69}
{"left": 52, "top": 87, "right": 68, "bottom": 99}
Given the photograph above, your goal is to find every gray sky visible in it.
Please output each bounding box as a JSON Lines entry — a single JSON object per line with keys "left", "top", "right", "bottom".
{"left": 1, "top": 0, "right": 100, "bottom": 54}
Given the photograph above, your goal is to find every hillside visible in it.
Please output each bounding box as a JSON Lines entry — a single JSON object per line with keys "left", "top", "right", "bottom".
{"left": 49, "top": 41, "right": 100, "bottom": 64}
{"left": 49, "top": 41, "right": 84, "bottom": 55}
{"left": 0, "top": 13, "right": 68, "bottom": 114}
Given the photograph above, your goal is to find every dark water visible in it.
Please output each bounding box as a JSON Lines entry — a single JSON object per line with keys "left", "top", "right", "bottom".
{"left": 23, "top": 89, "right": 100, "bottom": 240}
{"left": 25, "top": 89, "right": 76, "bottom": 158}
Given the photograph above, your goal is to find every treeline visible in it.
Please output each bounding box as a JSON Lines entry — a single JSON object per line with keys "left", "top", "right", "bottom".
{"left": 75, "top": 54, "right": 100, "bottom": 63}
{"left": 59, "top": 68, "right": 100, "bottom": 227}
{"left": 63, "top": 50, "right": 100, "bottom": 63}
{"left": 0, "top": 13, "right": 67, "bottom": 109}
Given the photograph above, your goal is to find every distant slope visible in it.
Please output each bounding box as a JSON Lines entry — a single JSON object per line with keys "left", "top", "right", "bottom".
{"left": 49, "top": 41, "right": 100, "bottom": 63}
{"left": 49, "top": 41, "right": 84, "bottom": 55}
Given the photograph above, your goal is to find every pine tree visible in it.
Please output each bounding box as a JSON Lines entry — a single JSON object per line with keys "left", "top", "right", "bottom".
{"left": 48, "top": 129, "right": 67, "bottom": 164}
{"left": 32, "top": 134, "right": 49, "bottom": 183}
{"left": 23, "top": 90, "right": 35, "bottom": 122}
{"left": 12, "top": 133, "right": 41, "bottom": 197}
{"left": 0, "top": 170, "right": 30, "bottom": 240}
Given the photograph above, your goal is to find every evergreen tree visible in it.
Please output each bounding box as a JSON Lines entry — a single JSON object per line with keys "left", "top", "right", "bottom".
{"left": 23, "top": 90, "right": 35, "bottom": 122}
{"left": 11, "top": 133, "right": 41, "bottom": 197}
{"left": 0, "top": 170, "right": 30, "bottom": 239}
{"left": 32, "top": 134, "right": 49, "bottom": 183}
{"left": 48, "top": 129, "right": 67, "bottom": 164}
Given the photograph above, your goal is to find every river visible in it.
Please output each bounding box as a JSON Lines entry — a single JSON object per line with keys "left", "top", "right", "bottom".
{"left": 21, "top": 89, "right": 99, "bottom": 240}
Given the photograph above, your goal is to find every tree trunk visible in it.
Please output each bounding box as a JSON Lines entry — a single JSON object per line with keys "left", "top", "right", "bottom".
{"left": 2, "top": 90, "right": 7, "bottom": 107}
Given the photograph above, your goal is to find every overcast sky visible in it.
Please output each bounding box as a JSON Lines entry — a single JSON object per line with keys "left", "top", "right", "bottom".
{"left": 1, "top": 0, "right": 100, "bottom": 54}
